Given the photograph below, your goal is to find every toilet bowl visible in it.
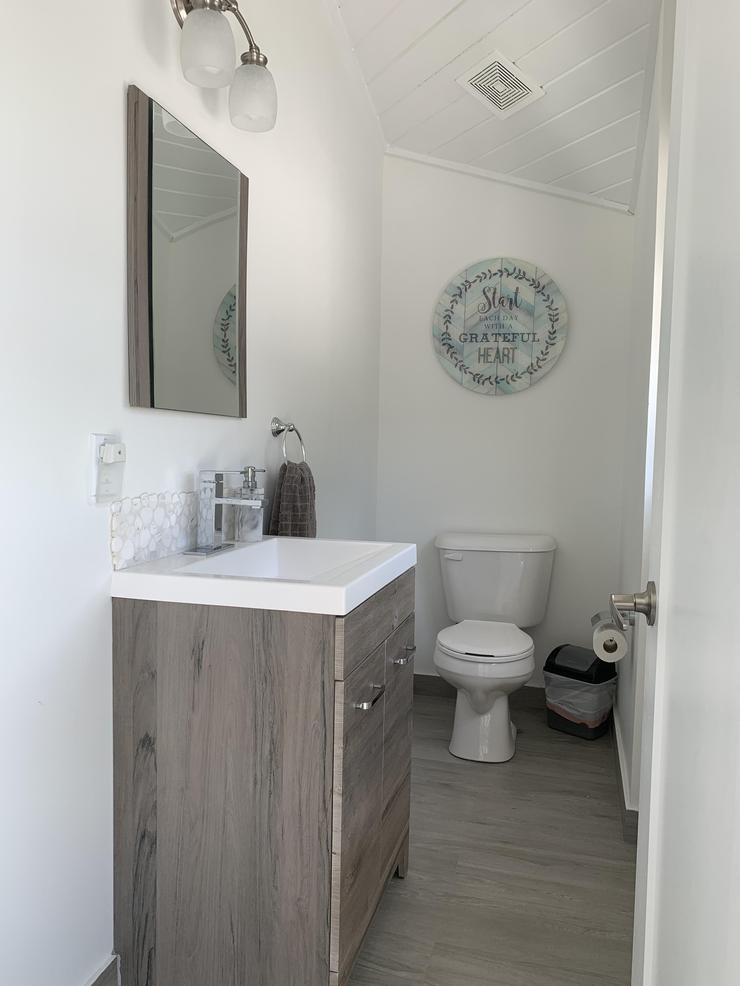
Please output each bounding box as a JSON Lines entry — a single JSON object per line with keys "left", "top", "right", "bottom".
{"left": 434, "top": 620, "right": 535, "bottom": 762}
{"left": 434, "top": 532, "right": 556, "bottom": 763}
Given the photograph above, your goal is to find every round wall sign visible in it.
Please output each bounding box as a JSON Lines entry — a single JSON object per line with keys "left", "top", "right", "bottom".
{"left": 432, "top": 258, "right": 568, "bottom": 395}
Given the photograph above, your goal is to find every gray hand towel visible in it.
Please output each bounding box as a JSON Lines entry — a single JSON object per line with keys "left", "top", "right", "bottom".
{"left": 268, "top": 461, "right": 317, "bottom": 537}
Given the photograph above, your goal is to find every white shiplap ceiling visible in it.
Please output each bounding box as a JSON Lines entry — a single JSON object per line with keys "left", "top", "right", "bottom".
{"left": 336, "top": 0, "right": 660, "bottom": 210}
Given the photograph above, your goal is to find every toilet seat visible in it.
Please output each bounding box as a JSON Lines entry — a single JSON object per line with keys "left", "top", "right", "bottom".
{"left": 437, "top": 620, "right": 534, "bottom": 663}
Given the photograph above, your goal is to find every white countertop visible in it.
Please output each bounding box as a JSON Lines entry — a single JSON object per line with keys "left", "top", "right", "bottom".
{"left": 110, "top": 536, "right": 417, "bottom": 616}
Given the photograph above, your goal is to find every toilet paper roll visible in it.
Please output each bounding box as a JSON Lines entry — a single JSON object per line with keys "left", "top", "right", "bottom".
{"left": 591, "top": 610, "right": 628, "bottom": 663}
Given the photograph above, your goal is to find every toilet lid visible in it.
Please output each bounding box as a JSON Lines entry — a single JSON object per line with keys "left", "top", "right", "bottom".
{"left": 437, "top": 621, "right": 533, "bottom": 663}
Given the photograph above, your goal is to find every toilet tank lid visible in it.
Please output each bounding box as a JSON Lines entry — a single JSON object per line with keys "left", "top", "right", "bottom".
{"left": 435, "top": 532, "right": 557, "bottom": 553}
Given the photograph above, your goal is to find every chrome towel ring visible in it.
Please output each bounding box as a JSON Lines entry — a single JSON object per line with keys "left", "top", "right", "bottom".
{"left": 271, "top": 416, "right": 307, "bottom": 463}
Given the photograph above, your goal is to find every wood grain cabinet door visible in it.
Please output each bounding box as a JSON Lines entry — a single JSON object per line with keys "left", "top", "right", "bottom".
{"left": 330, "top": 643, "right": 386, "bottom": 983}
{"left": 381, "top": 615, "right": 414, "bottom": 876}
{"left": 113, "top": 601, "right": 335, "bottom": 986}
{"left": 334, "top": 571, "right": 415, "bottom": 680}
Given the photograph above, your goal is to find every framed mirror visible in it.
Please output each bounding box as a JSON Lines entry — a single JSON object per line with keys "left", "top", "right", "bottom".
{"left": 127, "top": 86, "right": 247, "bottom": 417}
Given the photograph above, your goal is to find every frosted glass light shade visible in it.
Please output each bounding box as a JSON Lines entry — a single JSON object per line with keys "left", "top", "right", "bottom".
{"left": 181, "top": 8, "right": 236, "bottom": 89}
{"left": 229, "top": 63, "right": 278, "bottom": 132}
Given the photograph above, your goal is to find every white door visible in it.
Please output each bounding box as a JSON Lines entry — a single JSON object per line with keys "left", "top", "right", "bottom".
{"left": 631, "top": 0, "right": 740, "bottom": 983}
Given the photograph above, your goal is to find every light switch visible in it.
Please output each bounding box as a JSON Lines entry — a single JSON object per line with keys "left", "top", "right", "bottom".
{"left": 100, "top": 442, "right": 127, "bottom": 465}
{"left": 90, "top": 433, "right": 126, "bottom": 503}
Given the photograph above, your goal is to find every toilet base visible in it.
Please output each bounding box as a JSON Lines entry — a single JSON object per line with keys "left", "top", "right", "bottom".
{"left": 449, "top": 690, "right": 518, "bottom": 763}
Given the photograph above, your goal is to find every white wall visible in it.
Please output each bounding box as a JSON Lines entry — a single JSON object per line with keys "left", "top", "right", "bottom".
{"left": 0, "top": 2, "right": 382, "bottom": 984}
{"left": 377, "top": 157, "right": 635, "bottom": 681}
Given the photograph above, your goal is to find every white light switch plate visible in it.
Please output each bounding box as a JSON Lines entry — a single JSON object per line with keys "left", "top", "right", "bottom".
{"left": 89, "top": 433, "right": 125, "bottom": 504}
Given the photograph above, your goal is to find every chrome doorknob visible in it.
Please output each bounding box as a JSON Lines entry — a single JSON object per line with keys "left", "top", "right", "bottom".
{"left": 609, "top": 582, "right": 657, "bottom": 631}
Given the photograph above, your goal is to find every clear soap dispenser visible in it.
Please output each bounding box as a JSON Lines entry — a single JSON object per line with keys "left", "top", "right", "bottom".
{"left": 235, "top": 466, "right": 266, "bottom": 542}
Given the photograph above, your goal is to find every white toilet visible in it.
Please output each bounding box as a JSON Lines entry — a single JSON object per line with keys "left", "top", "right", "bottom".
{"left": 433, "top": 532, "right": 556, "bottom": 763}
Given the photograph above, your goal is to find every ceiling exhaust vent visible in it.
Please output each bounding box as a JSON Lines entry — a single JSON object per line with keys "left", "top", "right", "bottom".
{"left": 457, "top": 51, "right": 545, "bottom": 119}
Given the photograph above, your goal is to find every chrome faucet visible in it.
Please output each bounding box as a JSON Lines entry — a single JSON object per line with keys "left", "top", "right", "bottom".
{"left": 188, "top": 467, "right": 267, "bottom": 556}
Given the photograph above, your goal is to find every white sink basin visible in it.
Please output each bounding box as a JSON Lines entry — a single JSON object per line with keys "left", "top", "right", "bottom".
{"left": 184, "top": 537, "right": 391, "bottom": 582}
{"left": 110, "top": 537, "right": 416, "bottom": 615}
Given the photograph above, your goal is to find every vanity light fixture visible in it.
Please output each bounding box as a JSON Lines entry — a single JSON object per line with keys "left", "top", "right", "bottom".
{"left": 170, "top": 0, "right": 277, "bottom": 132}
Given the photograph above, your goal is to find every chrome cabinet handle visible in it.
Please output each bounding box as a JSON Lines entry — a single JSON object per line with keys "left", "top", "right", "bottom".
{"left": 394, "top": 645, "right": 416, "bottom": 667}
{"left": 354, "top": 684, "right": 385, "bottom": 711}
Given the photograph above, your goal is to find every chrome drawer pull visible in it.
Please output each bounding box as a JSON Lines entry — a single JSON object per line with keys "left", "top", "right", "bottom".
{"left": 354, "top": 684, "right": 385, "bottom": 711}
{"left": 394, "top": 646, "right": 416, "bottom": 667}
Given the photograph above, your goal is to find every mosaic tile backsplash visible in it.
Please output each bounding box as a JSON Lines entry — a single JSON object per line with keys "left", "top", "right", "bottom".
{"left": 110, "top": 492, "right": 199, "bottom": 571}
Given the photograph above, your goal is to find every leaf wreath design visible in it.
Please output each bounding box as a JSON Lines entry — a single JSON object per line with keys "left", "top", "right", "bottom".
{"left": 213, "top": 287, "right": 238, "bottom": 382}
{"left": 437, "top": 262, "right": 564, "bottom": 389}
{"left": 219, "top": 299, "right": 237, "bottom": 371}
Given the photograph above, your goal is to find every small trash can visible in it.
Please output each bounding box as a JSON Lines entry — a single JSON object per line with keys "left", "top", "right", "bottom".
{"left": 543, "top": 644, "right": 617, "bottom": 740}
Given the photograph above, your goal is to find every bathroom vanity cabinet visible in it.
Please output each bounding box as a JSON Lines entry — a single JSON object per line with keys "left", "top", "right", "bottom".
{"left": 113, "top": 568, "right": 415, "bottom": 986}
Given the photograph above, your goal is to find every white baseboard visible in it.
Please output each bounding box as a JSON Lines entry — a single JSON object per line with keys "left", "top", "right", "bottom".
{"left": 385, "top": 147, "right": 633, "bottom": 214}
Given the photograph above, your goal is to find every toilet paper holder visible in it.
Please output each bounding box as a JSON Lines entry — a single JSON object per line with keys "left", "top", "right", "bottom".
{"left": 609, "top": 582, "right": 657, "bottom": 631}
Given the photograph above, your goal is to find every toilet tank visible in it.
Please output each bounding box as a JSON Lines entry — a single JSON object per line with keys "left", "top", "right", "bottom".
{"left": 436, "top": 532, "right": 556, "bottom": 627}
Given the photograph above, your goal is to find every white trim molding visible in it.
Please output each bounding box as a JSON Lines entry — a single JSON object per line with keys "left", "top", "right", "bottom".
{"left": 629, "top": 0, "right": 664, "bottom": 214}
{"left": 385, "top": 146, "right": 633, "bottom": 214}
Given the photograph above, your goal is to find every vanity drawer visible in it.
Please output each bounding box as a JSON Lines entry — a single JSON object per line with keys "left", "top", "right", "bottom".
{"left": 334, "top": 570, "right": 415, "bottom": 680}
{"left": 330, "top": 644, "right": 385, "bottom": 981}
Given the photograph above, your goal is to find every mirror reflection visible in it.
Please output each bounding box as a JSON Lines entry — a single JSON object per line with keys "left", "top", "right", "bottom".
{"left": 127, "top": 88, "right": 247, "bottom": 417}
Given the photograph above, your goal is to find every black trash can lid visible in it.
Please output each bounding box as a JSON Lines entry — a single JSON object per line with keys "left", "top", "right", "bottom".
{"left": 544, "top": 644, "right": 617, "bottom": 683}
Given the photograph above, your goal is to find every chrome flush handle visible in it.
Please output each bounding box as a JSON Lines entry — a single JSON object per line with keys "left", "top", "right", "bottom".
{"left": 354, "top": 684, "right": 385, "bottom": 711}
{"left": 610, "top": 582, "right": 657, "bottom": 632}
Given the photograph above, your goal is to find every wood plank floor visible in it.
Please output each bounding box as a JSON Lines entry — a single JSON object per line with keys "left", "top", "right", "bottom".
{"left": 349, "top": 689, "right": 636, "bottom": 986}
